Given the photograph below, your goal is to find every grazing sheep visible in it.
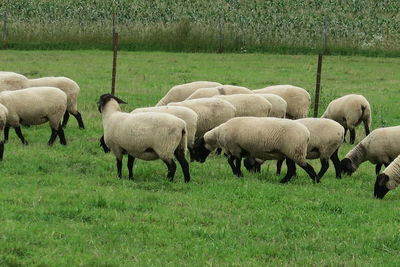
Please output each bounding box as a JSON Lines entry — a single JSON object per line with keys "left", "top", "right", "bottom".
{"left": 0, "top": 87, "right": 67, "bottom": 145}
{"left": 245, "top": 118, "right": 345, "bottom": 179}
{"left": 0, "top": 104, "right": 8, "bottom": 160}
{"left": 156, "top": 81, "right": 222, "bottom": 106}
{"left": 98, "top": 94, "right": 190, "bottom": 182}
{"left": 131, "top": 106, "right": 198, "bottom": 147}
{"left": 374, "top": 154, "right": 400, "bottom": 199}
{"left": 341, "top": 126, "right": 400, "bottom": 176}
{"left": 27, "top": 77, "right": 85, "bottom": 129}
{"left": 253, "top": 85, "right": 310, "bottom": 119}
{"left": 255, "top": 93, "right": 287, "bottom": 118}
{"left": 186, "top": 85, "right": 253, "bottom": 100}
{"left": 322, "top": 94, "right": 371, "bottom": 144}
{"left": 213, "top": 94, "right": 272, "bottom": 117}
{"left": 190, "top": 117, "right": 318, "bottom": 183}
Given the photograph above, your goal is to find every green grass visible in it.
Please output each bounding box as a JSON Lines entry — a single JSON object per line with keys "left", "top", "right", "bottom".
{"left": 1, "top": 50, "right": 400, "bottom": 266}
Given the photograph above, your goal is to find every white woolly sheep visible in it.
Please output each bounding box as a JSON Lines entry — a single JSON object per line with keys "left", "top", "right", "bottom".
{"left": 156, "top": 81, "right": 222, "bottom": 106}
{"left": 190, "top": 117, "right": 318, "bottom": 183}
{"left": 186, "top": 85, "right": 253, "bottom": 100}
{"left": 253, "top": 85, "right": 310, "bottom": 119}
{"left": 98, "top": 94, "right": 190, "bottom": 182}
{"left": 213, "top": 94, "right": 272, "bottom": 117}
{"left": 0, "top": 87, "right": 67, "bottom": 145}
{"left": 0, "top": 104, "right": 8, "bottom": 160}
{"left": 341, "top": 126, "right": 400, "bottom": 176}
{"left": 27, "top": 77, "right": 85, "bottom": 129}
{"left": 131, "top": 105, "right": 198, "bottom": 147}
{"left": 322, "top": 94, "right": 371, "bottom": 144}
{"left": 255, "top": 93, "right": 287, "bottom": 118}
{"left": 374, "top": 154, "right": 400, "bottom": 199}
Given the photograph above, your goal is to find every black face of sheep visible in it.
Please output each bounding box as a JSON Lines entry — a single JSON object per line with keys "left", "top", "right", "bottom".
{"left": 340, "top": 158, "right": 355, "bottom": 175}
{"left": 374, "top": 174, "right": 390, "bottom": 199}
{"left": 190, "top": 137, "right": 212, "bottom": 163}
{"left": 97, "top": 94, "right": 127, "bottom": 113}
{"left": 243, "top": 157, "right": 261, "bottom": 173}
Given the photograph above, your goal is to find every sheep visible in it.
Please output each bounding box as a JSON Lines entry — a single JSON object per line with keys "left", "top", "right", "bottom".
{"left": 374, "top": 154, "right": 400, "bottom": 199}
{"left": 213, "top": 94, "right": 272, "bottom": 117}
{"left": 186, "top": 85, "right": 253, "bottom": 100}
{"left": 253, "top": 85, "right": 310, "bottom": 119}
{"left": 255, "top": 93, "right": 287, "bottom": 118}
{"left": 244, "top": 118, "right": 345, "bottom": 179}
{"left": 131, "top": 106, "right": 198, "bottom": 147}
{"left": 98, "top": 94, "right": 190, "bottom": 182}
{"left": 26, "top": 77, "right": 85, "bottom": 129}
{"left": 190, "top": 117, "right": 318, "bottom": 183}
{"left": 0, "top": 87, "right": 67, "bottom": 145}
{"left": 321, "top": 94, "right": 371, "bottom": 144}
{"left": 0, "top": 104, "right": 8, "bottom": 160}
{"left": 341, "top": 126, "right": 400, "bottom": 176}
{"left": 0, "top": 72, "right": 84, "bottom": 129}
{"left": 156, "top": 81, "right": 222, "bottom": 106}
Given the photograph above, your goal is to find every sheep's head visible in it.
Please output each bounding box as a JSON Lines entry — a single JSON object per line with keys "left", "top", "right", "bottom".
{"left": 374, "top": 173, "right": 390, "bottom": 199}
{"left": 97, "top": 94, "right": 127, "bottom": 113}
{"left": 340, "top": 158, "right": 356, "bottom": 175}
{"left": 244, "top": 157, "right": 261, "bottom": 173}
{"left": 190, "top": 136, "right": 212, "bottom": 163}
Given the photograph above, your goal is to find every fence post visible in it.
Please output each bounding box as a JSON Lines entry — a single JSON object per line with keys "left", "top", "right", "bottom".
{"left": 313, "top": 54, "right": 323, "bottom": 117}
{"left": 323, "top": 17, "right": 329, "bottom": 54}
{"left": 111, "top": 32, "right": 119, "bottom": 96}
{"left": 2, "top": 10, "right": 8, "bottom": 49}
{"left": 218, "top": 16, "right": 224, "bottom": 53}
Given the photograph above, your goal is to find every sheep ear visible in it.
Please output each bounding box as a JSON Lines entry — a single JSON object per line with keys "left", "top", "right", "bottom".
{"left": 113, "top": 96, "right": 128, "bottom": 104}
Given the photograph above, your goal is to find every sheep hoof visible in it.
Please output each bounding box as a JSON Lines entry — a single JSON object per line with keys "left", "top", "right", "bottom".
{"left": 23, "top": 140, "right": 29, "bottom": 145}
{"left": 279, "top": 178, "right": 289, "bottom": 184}
{"left": 236, "top": 172, "right": 243, "bottom": 178}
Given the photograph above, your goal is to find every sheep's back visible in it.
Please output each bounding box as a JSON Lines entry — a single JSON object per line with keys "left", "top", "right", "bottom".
{"left": 0, "top": 72, "right": 29, "bottom": 91}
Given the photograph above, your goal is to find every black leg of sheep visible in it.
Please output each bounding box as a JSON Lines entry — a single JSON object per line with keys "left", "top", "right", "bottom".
{"left": 318, "top": 159, "right": 329, "bottom": 178}
{"left": 280, "top": 158, "right": 296, "bottom": 183}
{"left": 174, "top": 149, "right": 190, "bottom": 183}
{"left": 0, "top": 140, "right": 4, "bottom": 160}
{"left": 228, "top": 155, "right": 237, "bottom": 176}
{"left": 62, "top": 111, "right": 70, "bottom": 128}
{"left": 127, "top": 155, "right": 135, "bottom": 180}
{"left": 72, "top": 111, "right": 85, "bottom": 129}
{"left": 48, "top": 127, "right": 58, "bottom": 146}
{"left": 350, "top": 129, "right": 356, "bottom": 144}
{"left": 363, "top": 120, "right": 370, "bottom": 136}
{"left": 15, "top": 127, "right": 28, "bottom": 145}
{"left": 375, "top": 164, "right": 383, "bottom": 175}
{"left": 58, "top": 124, "right": 67, "bottom": 145}
{"left": 276, "top": 159, "right": 284, "bottom": 175}
{"left": 4, "top": 126, "right": 9, "bottom": 142}
{"left": 235, "top": 157, "right": 243, "bottom": 177}
{"left": 116, "top": 158, "right": 123, "bottom": 178}
{"left": 330, "top": 149, "right": 342, "bottom": 178}
{"left": 163, "top": 159, "right": 177, "bottom": 181}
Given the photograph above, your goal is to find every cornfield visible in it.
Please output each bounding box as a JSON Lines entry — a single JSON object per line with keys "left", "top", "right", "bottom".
{"left": 1, "top": 0, "right": 399, "bottom": 55}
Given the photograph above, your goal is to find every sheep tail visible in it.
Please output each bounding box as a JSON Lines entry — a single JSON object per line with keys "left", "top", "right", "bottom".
{"left": 177, "top": 127, "right": 188, "bottom": 154}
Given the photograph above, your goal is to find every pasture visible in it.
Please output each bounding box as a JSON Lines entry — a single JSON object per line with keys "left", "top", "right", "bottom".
{"left": 1, "top": 50, "right": 400, "bottom": 266}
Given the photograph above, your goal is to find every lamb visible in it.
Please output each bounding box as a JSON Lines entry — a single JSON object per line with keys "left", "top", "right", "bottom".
{"left": 186, "top": 85, "right": 253, "bottom": 100}
{"left": 0, "top": 72, "right": 84, "bottom": 129}
{"left": 0, "top": 87, "right": 67, "bottom": 145}
{"left": 0, "top": 104, "right": 8, "bottom": 160}
{"left": 244, "top": 118, "right": 345, "bottom": 179}
{"left": 213, "top": 94, "right": 272, "bottom": 117}
{"left": 168, "top": 98, "right": 236, "bottom": 139}
{"left": 321, "top": 94, "right": 371, "bottom": 144}
{"left": 374, "top": 154, "right": 400, "bottom": 199}
{"left": 131, "top": 106, "right": 198, "bottom": 147}
{"left": 341, "top": 126, "right": 400, "bottom": 176}
{"left": 255, "top": 94, "right": 287, "bottom": 118}
{"left": 253, "top": 85, "right": 310, "bottom": 119}
{"left": 98, "top": 94, "right": 190, "bottom": 182}
{"left": 156, "top": 81, "right": 222, "bottom": 106}
{"left": 190, "top": 117, "right": 318, "bottom": 183}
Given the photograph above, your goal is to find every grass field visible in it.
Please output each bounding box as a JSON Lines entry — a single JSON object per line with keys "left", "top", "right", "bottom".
{"left": 1, "top": 50, "right": 400, "bottom": 266}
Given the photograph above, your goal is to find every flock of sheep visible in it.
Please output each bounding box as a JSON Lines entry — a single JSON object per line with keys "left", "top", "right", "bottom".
{"left": 0, "top": 73, "right": 399, "bottom": 199}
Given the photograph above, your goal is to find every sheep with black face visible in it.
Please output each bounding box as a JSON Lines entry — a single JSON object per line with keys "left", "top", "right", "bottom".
{"left": 98, "top": 94, "right": 190, "bottom": 182}
{"left": 374, "top": 154, "right": 400, "bottom": 199}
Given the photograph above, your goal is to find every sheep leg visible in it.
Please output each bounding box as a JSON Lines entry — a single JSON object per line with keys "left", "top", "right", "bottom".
{"left": 4, "top": 126, "right": 9, "bottom": 142}
{"left": 330, "top": 149, "right": 341, "bottom": 178}
{"left": 15, "top": 127, "right": 28, "bottom": 145}
{"left": 235, "top": 157, "right": 243, "bottom": 177}
{"left": 276, "top": 159, "right": 284, "bottom": 175}
{"left": 228, "top": 155, "right": 238, "bottom": 175}
{"left": 215, "top": 148, "right": 222, "bottom": 155}
{"left": 298, "top": 163, "right": 319, "bottom": 183}
{"left": 0, "top": 140, "right": 4, "bottom": 160}
{"left": 127, "top": 155, "right": 135, "bottom": 180}
{"left": 48, "top": 127, "right": 58, "bottom": 146}
{"left": 163, "top": 159, "right": 177, "bottom": 181}
{"left": 72, "top": 111, "right": 85, "bottom": 129}
{"left": 363, "top": 120, "right": 370, "bottom": 136}
{"left": 61, "top": 111, "right": 70, "bottom": 128}
{"left": 58, "top": 124, "right": 67, "bottom": 145}
{"left": 318, "top": 158, "right": 329, "bottom": 179}
{"left": 343, "top": 128, "right": 348, "bottom": 143}
{"left": 349, "top": 129, "right": 356, "bottom": 144}
{"left": 280, "top": 158, "right": 296, "bottom": 183}
{"left": 174, "top": 149, "right": 190, "bottom": 183}
{"left": 116, "top": 158, "right": 123, "bottom": 178}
